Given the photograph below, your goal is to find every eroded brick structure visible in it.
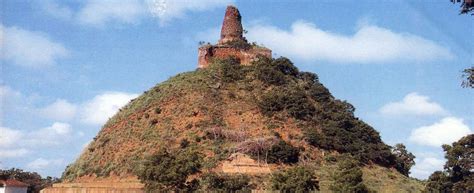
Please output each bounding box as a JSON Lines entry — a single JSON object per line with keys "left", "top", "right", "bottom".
{"left": 198, "top": 5, "right": 271, "bottom": 68}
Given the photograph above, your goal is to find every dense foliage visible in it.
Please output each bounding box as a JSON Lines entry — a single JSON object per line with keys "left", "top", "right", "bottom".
{"left": 62, "top": 56, "right": 418, "bottom": 191}
{"left": 201, "top": 172, "right": 251, "bottom": 192}
{"left": 330, "top": 156, "right": 371, "bottom": 193}
{"left": 392, "top": 143, "right": 416, "bottom": 176}
{"left": 0, "top": 168, "right": 60, "bottom": 193}
{"left": 424, "top": 134, "right": 473, "bottom": 192}
{"left": 266, "top": 140, "right": 300, "bottom": 164}
{"left": 135, "top": 148, "right": 203, "bottom": 192}
{"left": 271, "top": 166, "right": 319, "bottom": 192}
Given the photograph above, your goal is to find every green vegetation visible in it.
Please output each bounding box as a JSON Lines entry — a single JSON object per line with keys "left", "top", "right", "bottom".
{"left": 266, "top": 140, "right": 300, "bottom": 164}
{"left": 271, "top": 166, "right": 319, "bottom": 192}
{"left": 135, "top": 148, "right": 203, "bottom": 192}
{"left": 392, "top": 143, "right": 415, "bottom": 176}
{"left": 330, "top": 156, "right": 371, "bottom": 193}
{"left": 210, "top": 57, "right": 244, "bottom": 83}
{"left": 61, "top": 56, "right": 423, "bottom": 191}
{"left": 0, "top": 168, "right": 60, "bottom": 193}
{"left": 424, "top": 134, "right": 473, "bottom": 192}
{"left": 258, "top": 86, "right": 315, "bottom": 120}
{"left": 201, "top": 172, "right": 251, "bottom": 192}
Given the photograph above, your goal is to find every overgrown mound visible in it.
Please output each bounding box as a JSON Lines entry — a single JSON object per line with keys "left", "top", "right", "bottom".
{"left": 62, "top": 57, "right": 421, "bottom": 191}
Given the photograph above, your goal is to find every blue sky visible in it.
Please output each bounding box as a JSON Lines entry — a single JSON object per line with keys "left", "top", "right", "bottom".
{"left": 1, "top": 0, "right": 472, "bottom": 179}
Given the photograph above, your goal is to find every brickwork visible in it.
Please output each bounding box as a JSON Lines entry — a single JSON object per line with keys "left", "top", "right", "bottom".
{"left": 198, "top": 5, "right": 272, "bottom": 68}
{"left": 198, "top": 45, "right": 271, "bottom": 68}
{"left": 221, "top": 153, "right": 271, "bottom": 174}
{"left": 219, "top": 5, "right": 244, "bottom": 44}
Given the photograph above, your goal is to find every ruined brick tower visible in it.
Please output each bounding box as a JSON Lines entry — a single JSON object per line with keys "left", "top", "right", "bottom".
{"left": 198, "top": 5, "right": 271, "bottom": 68}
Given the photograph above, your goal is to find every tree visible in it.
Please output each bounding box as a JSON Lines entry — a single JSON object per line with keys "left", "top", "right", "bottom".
{"left": 450, "top": 0, "right": 473, "bottom": 88}
{"left": 271, "top": 166, "right": 319, "bottom": 192}
{"left": 461, "top": 67, "right": 474, "bottom": 88}
{"left": 442, "top": 134, "right": 473, "bottom": 191}
{"left": 451, "top": 0, "right": 474, "bottom": 15}
{"left": 424, "top": 134, "right": 474, "bottom": 192}
{"left": 135, "top": 148, "right": 203, "bottom": 192}
{"left": 424, "top": 171, "right": 453, "bottom": 192}
{"left": 0, "top": 168, "right": 60, "bottom": 193}
{"left": 201, "top": 172, "right": 251, "bottom": 192}
{"left": 330, "top": 156, "right": 371, "bottom": 193}
{"left": 391, "top": 143, "right": 416, "bottom": 176}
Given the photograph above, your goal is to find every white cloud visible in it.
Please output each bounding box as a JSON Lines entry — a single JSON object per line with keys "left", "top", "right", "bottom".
{"left": 68, "top": 0, "right": 231, "bottom": 27}
{"left": 40, "top": 0, "right": 73, "bottom": 20}
{"left": 380, "top": 92, "right": 447, "bottom": 116}
{"left": 148, "top": 0, "right": 233, "bottom": 24}
{"left": 409, "top": 117, "right": 472, "bottom": 147}
{"left": 410, "top": 156, "right": 445, "bottom": 179}
{"left": 39, "top": 99, "right": 77, "bottom": 121}
{"left": 27, "top": 122, "right": 73, "bottom": 146}
{"left": 0, "top": 148, "right": 29, "bottom": 159}
{"left": 0, "top": 122, "right": 73, "bottom": 157}
{"left": 245, "top": 21, "right": 452, "bottom": 63}
{"left": 77, "top": 0, "right": 148, "bottom": 26}
{"left": 0, "top": 24, "right": 68, "bottom": 67}
{"left": 80, "top": 92, "right": 138, "bottom": 125}
{"left": 0, "top": 127, "right": 24, "bottom": 148}
{"left": 27, "top": 158, "right": 64, "bottom": 170}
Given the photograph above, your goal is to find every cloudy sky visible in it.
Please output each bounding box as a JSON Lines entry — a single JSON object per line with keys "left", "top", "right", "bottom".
{"left": 1, "top": 0, "right": 472, "bottom": 179}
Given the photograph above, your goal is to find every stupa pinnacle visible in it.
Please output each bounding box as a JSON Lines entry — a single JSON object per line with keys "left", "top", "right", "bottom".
{"left": 218, "top": 5, "right": 245, "bottom": 44}
{"left": 197, "top": 5, "right": 271, "bottom": 68}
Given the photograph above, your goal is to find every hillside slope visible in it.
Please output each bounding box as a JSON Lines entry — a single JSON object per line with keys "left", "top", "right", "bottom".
{"left": 62, "top": 57, "right": 423, "bottom": 191}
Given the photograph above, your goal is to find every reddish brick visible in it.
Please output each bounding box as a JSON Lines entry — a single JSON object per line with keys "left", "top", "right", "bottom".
{"left": 198, "top": 5, "right": 272, "bottom": 68}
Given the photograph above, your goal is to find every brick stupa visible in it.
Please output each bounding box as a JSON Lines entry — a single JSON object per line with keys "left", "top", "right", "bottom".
{"left": 198, "top": 5, "right": 271, "bottom": 68}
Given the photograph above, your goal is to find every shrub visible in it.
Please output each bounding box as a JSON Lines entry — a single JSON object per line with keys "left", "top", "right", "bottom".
{"left": 298, "top": 71, "right": 319, "bottom": 83}
{"left": 271, "top": 166, "right": 319, "bottom": 192}
{"left": 258, "top": 86, "right": 315, "bottom": 120}
{"left": 180, "top": 139, "right": 190, "bottom": 148}
{"left": 267, "top": 140, "right": 300, "bottom": 164}
{"left": 154, "top": 107, "right": 162, "bottom": 114}
{"left": 272, "top": 57, "right": 299, "bottom": 77}
{"left": 135, "top": 148, "right": 203, "bottom": 192}
{"left": 252, "top": 56, "right": 287, "bottom": 85}
{"left": 201, "top": 172, "right": 251, "bottom": 192}
{"left": 149, "top": 119, "right": 158, "bottom": 125}
{"left": 330, "top": 156, "right": 371, "bottom": 193}
{"left": 211, "top": 57, "right": 244, "bottom": 83}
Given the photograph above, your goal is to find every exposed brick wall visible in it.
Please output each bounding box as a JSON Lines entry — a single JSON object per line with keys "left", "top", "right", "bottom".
{"left": 219, "top": 5, "right": 244, "bottom": 44}
{"left": 198, "top": 45, "right": 271, "bottom": 68}
{"left": 197, "top": 5, "right": 272, "bottom": 68}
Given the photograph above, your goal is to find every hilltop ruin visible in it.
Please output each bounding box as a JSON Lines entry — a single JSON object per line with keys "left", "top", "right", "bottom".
{"left": 198, "top": 5, "right": 271, "bottom": 68}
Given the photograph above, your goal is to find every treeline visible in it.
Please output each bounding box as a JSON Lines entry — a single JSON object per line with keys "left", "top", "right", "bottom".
{"left": 0, "top": 168, "right": 60, "bottom": 193}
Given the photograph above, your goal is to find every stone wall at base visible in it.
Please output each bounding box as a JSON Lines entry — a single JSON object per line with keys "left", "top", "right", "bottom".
{"left": 40, "top": 182, "right": 144, "bottom": 193}
{"left": 41, "top": 187, "right": 143, "bottom": 193}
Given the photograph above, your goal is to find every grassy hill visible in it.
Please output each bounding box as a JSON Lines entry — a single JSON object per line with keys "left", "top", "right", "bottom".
{"left": 61, "top": 57, "right": 424, "bottom": 192}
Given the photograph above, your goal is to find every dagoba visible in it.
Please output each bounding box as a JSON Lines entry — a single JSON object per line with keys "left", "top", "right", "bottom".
{"left": 198, "top": 5, "right": 271, "bottom": 68}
